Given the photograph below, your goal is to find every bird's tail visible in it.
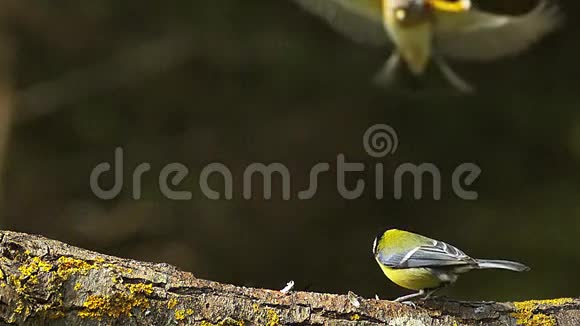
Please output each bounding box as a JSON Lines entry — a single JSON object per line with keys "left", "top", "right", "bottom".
{"left": 373, "top": 53, "right": 401, "bottom": 88}
{"left": 476, "top": 259, "right": 530, "bottom": 272}
{"left": 373, "top": 53, "right": 475, "bottom": 94}
{"left": 433, "top": 55, "right": 474, "bottom": 93}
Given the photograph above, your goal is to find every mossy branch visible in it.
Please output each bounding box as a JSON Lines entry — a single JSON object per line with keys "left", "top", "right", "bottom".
{"left": 0, "top": 230, "right": 577, "bottom": 325}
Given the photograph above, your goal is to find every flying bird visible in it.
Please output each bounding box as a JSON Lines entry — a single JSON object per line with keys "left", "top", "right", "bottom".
{"left": 292, "top": 0, "right": 562, "bottom": 93}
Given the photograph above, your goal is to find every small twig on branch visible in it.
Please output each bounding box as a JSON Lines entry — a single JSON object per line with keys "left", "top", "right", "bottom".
{"left": 0, "top": 230, "right": 577, "bottom": 325}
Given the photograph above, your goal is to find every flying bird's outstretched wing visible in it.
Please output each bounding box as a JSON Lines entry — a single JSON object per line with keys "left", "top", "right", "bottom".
{"left": 434, "top": 1, "right": 562, "bottom": 61}
{"left": 292, "top": 0, "right": 388, "bottom": 46}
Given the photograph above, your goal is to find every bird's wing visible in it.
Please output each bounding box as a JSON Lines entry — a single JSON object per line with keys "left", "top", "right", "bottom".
{"left": 377, "top": 239, "right": 477, "bottom": 269}
{"left": 433, "top": 1, "right": 562, "bottom": 61}
{"left": 292, "top": 0, "right": 388, "bottom": 46}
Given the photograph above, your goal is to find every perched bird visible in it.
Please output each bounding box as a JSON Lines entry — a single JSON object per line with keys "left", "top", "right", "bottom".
{"left": 292, "top": 0, "right": 562, "bottom": 92}
{"left": 372, "top": 229, "right": 530, "bottom": 301}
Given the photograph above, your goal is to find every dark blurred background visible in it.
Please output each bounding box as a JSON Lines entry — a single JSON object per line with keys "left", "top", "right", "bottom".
{"left": 0, "top": 0, "right": 578, "bottom": 302}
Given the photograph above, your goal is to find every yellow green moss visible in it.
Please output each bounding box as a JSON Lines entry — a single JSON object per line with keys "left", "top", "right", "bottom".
{"left": 47, "top": 310, "right": 65, "bottom": 319}
{"left": 126, "top": 283, "right": 153, "bottom": 295}
{"left": 34, "top": 302, "right": 66, "bottom": 320}
{"left": 14, "top": 301, "right": 25, "bottom": 314}
{"left": 167, "top": 297, "right": 178, "bottom": 309}
{"left": 252, "top": 303, "right": 259, "bottom": 313}
{"left": 78, "top": 293, "right": 149, "bottom": 319}
{"left": 511, "top": 298, "right": 574, "bottom": 326}
{"left": 173, "top": 308, "right": 194, "bottom": 321}
{"left": 266, "top": 309, "right": 280, "bottom": 326}
{"left": 7, "top": 256, "right": 53, "bottom": 295}
{"left": 8, "top": 275, "right": 24, "bottom": 294}
{"left": 4, "top": 254, "right": 152, "bottom": 321}
{"left": 175, "top": 309, "right": 186, "bottom": 321}
{"left": 350, "top": 313, "right": 360, "bottom": 321}
{"left": 5, "top": 255, "right": 131, "bottom": 322}
{"left": 28, "top": 275, "right": 39, "bottom": 285}
{"left": 174, "top": 308, "right": 194, "bottom": 320}
{"left": 17, "top": 256, "right": 52, "bottom": 286}
{"left": 201, "top": 318, "right": 244, "bottom": 326}
{"left": 103, "top": 263, "right": 133, "bottom": 274}
{"left": 77, "top": 283, "right": 153, "bottom": 320}
{"left": 18, "top": 256, "right": 53, "bottom": 277}
{"left": 56, "top": 257, "right": 97, "bottom": 280}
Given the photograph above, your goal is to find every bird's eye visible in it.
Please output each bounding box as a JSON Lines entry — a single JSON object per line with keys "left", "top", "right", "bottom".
{"left": 395, "top": 8, "right": 407, "bottom": 21}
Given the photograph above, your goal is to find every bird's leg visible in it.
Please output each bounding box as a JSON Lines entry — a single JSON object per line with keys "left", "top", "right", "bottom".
{"left": 433, "top": 55, "right": 475, "bottom": 94}
{"left": 393, "top": 289, "right": 425, "bottom": 302}
{"left": 422, "top": 287, "right": 442, "bottom": 300}
{"left": 373, "top": 52, "right": 401, "bottom": 88}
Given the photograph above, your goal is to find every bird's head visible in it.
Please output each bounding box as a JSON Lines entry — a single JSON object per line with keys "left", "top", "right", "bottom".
{"left": 372, "top": 228, "right": 396, "bottom": 256}
{"left": 388, "top": 0, "right": 433, "bottom": 27}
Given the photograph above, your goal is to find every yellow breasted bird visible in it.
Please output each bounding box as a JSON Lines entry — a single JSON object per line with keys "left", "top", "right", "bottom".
{"left": 372, "top": 229, "right": 530, "bottom": 301}
{"left": 292, "top": 0, "right": 561, "bottom": 93}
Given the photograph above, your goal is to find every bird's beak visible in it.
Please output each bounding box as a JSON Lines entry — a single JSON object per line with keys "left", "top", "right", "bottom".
{"left": 428, "top": 0, "right": 471, "bottom": 13}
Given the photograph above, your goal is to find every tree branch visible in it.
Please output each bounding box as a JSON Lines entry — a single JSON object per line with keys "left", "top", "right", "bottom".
{"left": 0, "top": 230, "right": 577, "bottom": 325}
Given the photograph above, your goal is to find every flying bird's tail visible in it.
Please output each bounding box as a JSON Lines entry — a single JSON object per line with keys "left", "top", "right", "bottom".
{"left": 373, "top": 53, "right": 474, "bottom": 93}
{"left": 433, "top": 55, "right": 474, "bottom": 93}
{"left": 373, "top": 53, "right": 401, "bottom": 88}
